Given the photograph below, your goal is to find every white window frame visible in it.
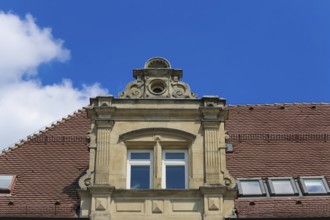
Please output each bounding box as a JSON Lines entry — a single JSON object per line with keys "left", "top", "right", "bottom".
{"left": 127, "top": 150, "right": 153, "bottom": 189}
{"left": 161, "top": 150, "right": 188, "bottom": 189}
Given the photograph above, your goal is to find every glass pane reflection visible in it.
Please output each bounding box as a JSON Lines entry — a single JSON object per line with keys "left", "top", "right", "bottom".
{"left": 0, "top": 176, "right": 13, "bottom": 189}
{"left": 131, "top": 153, "right": 150, "bottom": 160}
{"left": 165, "top": 152, "right": 185, "bottom": 160}
{"left": 304, "top": 179, "right": 326, "bottom": 193}
{"left": 241, "top": 181, "right": 262, "bottom": 195}
{"left": 166, "top": 166, "right": 185, "bottom": 189}
{"left": 130, "top": 166, "right": 150, "bottom": 189}
{"left": 272, "top": 180, "right": 294, "bottom": 194}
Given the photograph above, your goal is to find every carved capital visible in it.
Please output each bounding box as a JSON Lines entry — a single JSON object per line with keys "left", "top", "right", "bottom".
{"left": 201, "top": 96, "right": 226, "bottom": 107}
{"left": 90, "top": 95, "right": 114, "bottom": 107}
{"left": 202, "top": 120, "right": 221, "bottom": 129}
{"left": 94, "top": 107, "right": 116, "bottom": 118}
{"left": 95, "top": 120, "right": 115, "bottom": 129}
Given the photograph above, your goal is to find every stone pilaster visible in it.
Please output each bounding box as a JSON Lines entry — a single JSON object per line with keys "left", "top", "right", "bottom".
{"left": 200, "top": 96, "right": 227, "bottom": 185}
{"left": 95, "top": 120, "right": 114, "bottom": 185}
{"left": 202, "top": 120, "right": 222, "bottom": 184}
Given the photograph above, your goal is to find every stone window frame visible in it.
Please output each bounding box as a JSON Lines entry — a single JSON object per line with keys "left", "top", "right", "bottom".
{"left": 126, "top": 150, "right": 153, "bottom": 189}
{"left": 0, "top": 175, "right": 16, "bottom": 194}
{"left": 237, "top": 178, "right": 267, "bottom": 197}
{"left": 299, "top": 176, "right": 330, "bottom": 195}
{"left": 267, "top": 177, "right": 299, "bottom": 196}
{"left": 161, "top": 150, "right": 188, "bottom": 189}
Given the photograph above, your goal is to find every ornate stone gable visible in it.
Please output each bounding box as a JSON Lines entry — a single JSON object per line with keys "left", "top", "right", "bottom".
{"left": 119, "top": 57, "right": 197, "bottom": 99}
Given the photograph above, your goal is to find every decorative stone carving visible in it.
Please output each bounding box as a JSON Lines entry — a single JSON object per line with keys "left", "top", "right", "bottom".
{"left": 119, "top": 80, "right": 144, "bottom": 98}
{"left": 208, "top": 198, "right": 220, "bottom": 211}
{"left": 144, "top": 57, "right": 171, "bottom": 68}
{"left": 152, "top": 200, "right": 163, "bottom": 213}
{"left": 79, "top": 173, "right": 92, "bottom": 190}
{"left": 119, "top": 57, "right": 197, "bottom": 99}
{"left": 95, "top": 198, "right": 107, "bottom": 211}
{"left": 172, "top": 81, "right": 197, "bottom": 98}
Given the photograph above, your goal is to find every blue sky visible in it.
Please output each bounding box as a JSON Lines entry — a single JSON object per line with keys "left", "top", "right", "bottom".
{"left": 0, "top": 0, "right": 330, "bottom": 149}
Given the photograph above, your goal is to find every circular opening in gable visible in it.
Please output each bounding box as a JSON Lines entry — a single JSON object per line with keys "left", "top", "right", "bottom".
{"left": 149, "top": 80, "right": 166, "bottom": 95}
{"left": 153, "top": 87, "right": 163, "bottom": 93}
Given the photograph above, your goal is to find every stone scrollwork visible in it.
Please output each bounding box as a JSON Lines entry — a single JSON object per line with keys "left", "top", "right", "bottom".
{"left": 79, "top": 172, "right": 92, "bottom": 190}
{"left": 119, "top": 80, "right": 145, "bottom": 98}
{"left": 171, "top": 81, "right": 197, "bottom": 98}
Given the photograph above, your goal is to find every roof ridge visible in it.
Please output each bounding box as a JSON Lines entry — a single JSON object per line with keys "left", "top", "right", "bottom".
{"left": 227, "top": 102, "right": 330, "bottom": 107}
{"left": 0, "top": 107, "right": 87, "bottom": 156}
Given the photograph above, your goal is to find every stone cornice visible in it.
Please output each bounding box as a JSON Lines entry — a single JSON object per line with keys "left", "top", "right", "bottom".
{"left": 88, "top": 185, "right": 115, "bottom": 194}
{"left": 113, "top": 189, "right": 202, "bottom": 198}
{"left": 133, "top": 68, "right": 183, "bottom": 80}
{"left": 200, "top": 186, "right": 237, "bottom": 197}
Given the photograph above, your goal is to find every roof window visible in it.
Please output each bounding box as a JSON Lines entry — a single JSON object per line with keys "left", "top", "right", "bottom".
{"left": 237, "top": 178, "right": 266, "bottom": 196}
{"left": 268, "top": 177, "right": 298, "bottom": 196}
{"left": 299, "top": 176, "right": 330, "bottom": 195}
{"left": 0, "top": 175, "right": 16, "bottom": 194}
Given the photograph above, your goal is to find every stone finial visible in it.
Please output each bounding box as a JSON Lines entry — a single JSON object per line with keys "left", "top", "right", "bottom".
{"left": 119, "top": 57, "right": 197, "bottom": 99}
{"left": 144, "top": 57, "right": 171, "bottom": 69}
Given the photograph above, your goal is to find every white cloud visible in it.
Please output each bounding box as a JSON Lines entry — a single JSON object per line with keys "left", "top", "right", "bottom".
{"left": 0, "top": 12, "right": 108, "bottom": 150}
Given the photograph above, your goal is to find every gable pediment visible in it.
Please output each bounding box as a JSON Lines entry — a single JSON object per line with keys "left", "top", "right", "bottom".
{"left": 119, "top": 128, "right": 196, "bottom": 147}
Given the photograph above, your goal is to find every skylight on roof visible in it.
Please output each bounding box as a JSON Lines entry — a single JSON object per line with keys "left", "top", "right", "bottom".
{"left": 0, "top": 175, "right": 16, "bottom": 193}
{"left": 268, "top": 177, "right": 298, "bottom": 196}
{"left": 299, "top": 176, "right": 330, "bottom": 195}
{"left": 237, "top": 178, "right": 266, "bottom": 196}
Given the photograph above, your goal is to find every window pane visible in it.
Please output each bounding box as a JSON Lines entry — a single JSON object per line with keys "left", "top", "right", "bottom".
{"left": 130, "top": 166, "right": 150, "bottom": 189}
{"left": 272, "top": 180, "right": 294, "bottom": 194}
{"left": 304, "top": 179, "right": 326, "bottom": 193}
{"left": 166, "top": 165, "right": 185, "bottom": 189}
{"left": 131, "top": 152, "right": 150, "bottom": 160}
{"left": 165, "top": 152, "right": 185, "bottom": 160}
{"left": 241, "top": 181, "right": 262, "bottom": 195}
{"left": 0, "top": 176, "right": 13, "bottom": 190}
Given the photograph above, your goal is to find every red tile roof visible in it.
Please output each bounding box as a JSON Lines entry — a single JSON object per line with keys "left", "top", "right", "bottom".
{"left": 0, "top": 103, "right": 329, "bottom": 218}
{"left": 0, "top": 109, "right": 90, "bottom": 217}
{"left": 235, "top": 197, "right": 330, "bottom": 218}
{"left": 226, "top": 103, "right": 330, "bottom": 218}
